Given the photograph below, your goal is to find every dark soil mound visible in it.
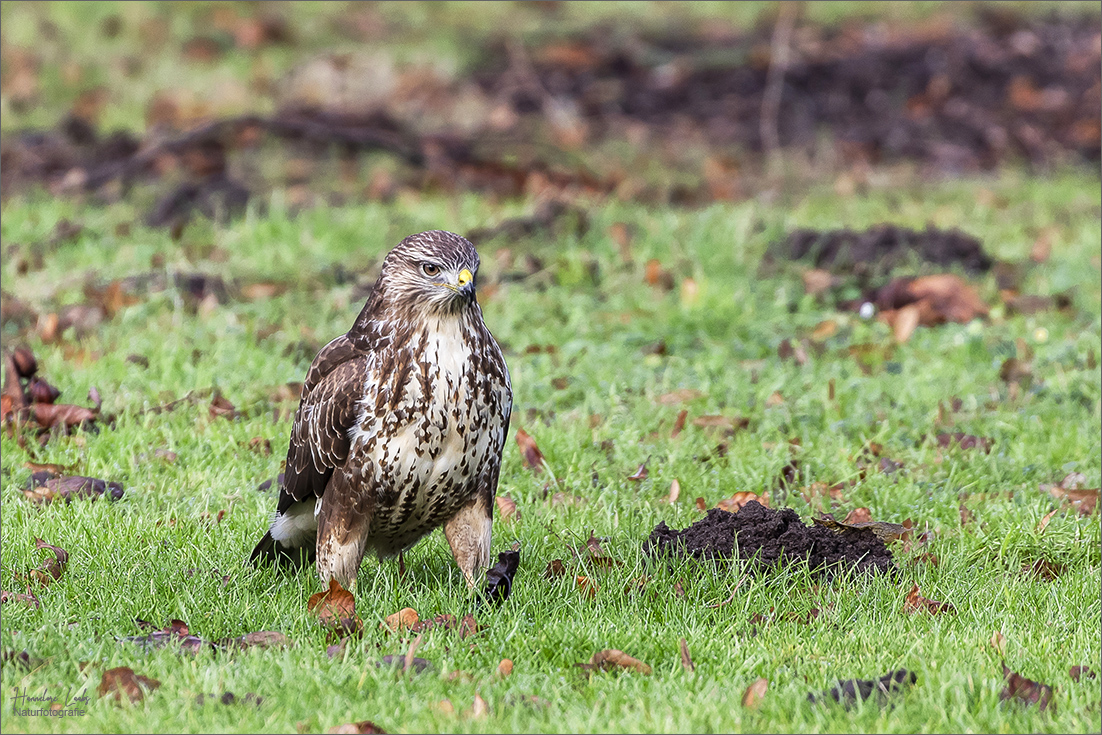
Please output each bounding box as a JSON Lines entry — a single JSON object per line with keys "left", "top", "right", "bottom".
{"left": 771, "top": 224, "right": 993, "bottom": 275}
{"left": 644, "top": 501, "right": 894, "bottom": 577}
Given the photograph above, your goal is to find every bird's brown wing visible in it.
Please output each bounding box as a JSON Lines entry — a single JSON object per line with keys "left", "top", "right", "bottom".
{"left": 277, "top": 335, "right": 366, "bottom": 513}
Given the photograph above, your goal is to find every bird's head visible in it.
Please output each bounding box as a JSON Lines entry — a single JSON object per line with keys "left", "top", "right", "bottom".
{"left": 377, "top": 231, "right": 482, "bottom": 317}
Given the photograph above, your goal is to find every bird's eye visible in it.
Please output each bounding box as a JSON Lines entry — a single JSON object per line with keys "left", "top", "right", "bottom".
{"left": 421, "top": 263, "right": 440, "bottom": 277}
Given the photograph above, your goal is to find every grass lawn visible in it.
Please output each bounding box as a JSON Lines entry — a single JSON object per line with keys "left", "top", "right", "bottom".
{"left": 1, "top": 167, "right": 1099, "bottom": 733}
{"left": 2, "top": 1, "right": 1101, "bottom": 732}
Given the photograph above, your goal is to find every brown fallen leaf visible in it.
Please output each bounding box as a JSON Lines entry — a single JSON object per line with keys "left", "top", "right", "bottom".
{"left": 98, "top": 666, "right": 161, "bottom": 703}
{"left": 843, "top": 507, "right": 873, "bottom": 525}
{"left": 581, "top": 649, "right": 652, "bottom": 675}
{"left": 227, "top": 631, "right": 292, "bottom": 650}
{"left": 742, "top": 677, "right": 769, "bottom": 709}
{"left": 382, "top": 607, "right": 418, "bottom": 633}
{"left": 457, "top": 614, "right": 480, "bottom": 640}
{"left": 626, "top": 460, "right": 649, "bottom": 481}
{"left": 692, "top": 414, "right": 749, "bottom": 433}
{"left": 1035, "top": 507, "right": 1060, "bottom": 534}
{"left": 778, "top": 338, "right": 809, "bottom": 365}
{"left": 575, "top": 575, "right": 598, "bottom": 598}
{"left": 470, "top": 691, "right": 489, "bottom": 719}
{"left": 495, "top": 495, "right": 519, "bottom": 523}
{"left": 802, "top": 268, "right": 835, "bottom": 296}
{"left": 1, "top": 588, "right": 40, "bottom": 609}
{"left": 544, "top": 559, "right": 567, "bottom": 579}
{"left": 644, "top": 259, "right": 674, "bottom": 291}
{"left": 22, "top": 473, "right": 124, "bottom": 505}
{"left": 327, "top": 720, "right": 387, "bottom": 734}
{"left": 30, "top": 538, "right": 68, "bottom": 585}
{"left": 656, "top": 389, "right": 704, "bottom": 405}
{"left": 800, "top": 481, "right": 845, "bottom": 506}
{"left": 934, "top": 432, "right": 994, "bottom": 453}
{"left": 959, "top": 503, "right": 974, "bottom": 526}
{"left": 903, "top": 583, "right": 955, "bottom": 615}
{"left": 1044, "top": 476, "right": 1100, "bottom": 517}
{"left": 1000, "top": 663, "right": 1054, "bottom": 711}
{"left": 1069, "top": 666, "right": 1097, "bottom": 683}
{"left": 308, "top": 579, "right": 362, "bottom": 637}
{"left": 208, "top": 392, "right": 237, "bottom": 420}
{"left": 515, "top": 429, "right": 545, "bottom": 472}
{"left": 679, "top": 638, "right": 694, "bottom": 672}
{"left": 990, "top": 630, "right": 1007, "bottom": 657}
{"left": 716, "top": 491, "right": 770, "bottom": 513}
{"left": 888, "top": 302, "right": 921, "bottom": 343}
{"left": 662, "top": 479, "right": 681, "bottom": 504}
{"left": 498, "top": 659, "right": 513, "bottom": 678}
{"left": 23, "top": 402, "right": 98, "bottom": 431}
{"left": 670, "top": 409, "right": 688, "bottom": 439}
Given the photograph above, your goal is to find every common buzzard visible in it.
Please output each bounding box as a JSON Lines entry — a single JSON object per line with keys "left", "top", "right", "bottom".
{"left": 250, "top": 231, "right": 512, "bottom": 589}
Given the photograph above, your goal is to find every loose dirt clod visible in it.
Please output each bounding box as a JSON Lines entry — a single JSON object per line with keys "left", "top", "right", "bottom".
{"left": 644, "top": 502, "right": 894, "bottom": 577}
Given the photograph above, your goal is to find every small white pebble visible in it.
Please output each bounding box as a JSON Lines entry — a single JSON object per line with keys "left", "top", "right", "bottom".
{"left": 859, "top": 302, "right": 875, "bottom": 319}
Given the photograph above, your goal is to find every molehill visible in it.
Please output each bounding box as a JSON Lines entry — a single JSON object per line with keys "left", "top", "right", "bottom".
{"left": 644, "top": 501, "right": 894, "bottom": 577}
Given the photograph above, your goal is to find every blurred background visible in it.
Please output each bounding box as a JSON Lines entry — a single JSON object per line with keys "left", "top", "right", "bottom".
{"left": 1, "top": 0, "right": 1098, "bottom": 229}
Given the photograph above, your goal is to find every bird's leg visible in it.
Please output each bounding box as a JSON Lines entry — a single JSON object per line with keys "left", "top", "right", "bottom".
{"left": 316, "top": 470, "right": 372, "bottom": 591}
{"left": 398, "top": 550, "right": 406, "bottom": 580}
{"left": 443, "top": 492, "right": 493, "bottom": 588}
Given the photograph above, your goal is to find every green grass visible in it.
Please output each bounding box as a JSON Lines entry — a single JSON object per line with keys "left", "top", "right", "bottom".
{"left": 2, "top": 167, "right": 1100, "bottom": 733}
{"left": 2, "top": 0, "right": 1101, "bottom": 731}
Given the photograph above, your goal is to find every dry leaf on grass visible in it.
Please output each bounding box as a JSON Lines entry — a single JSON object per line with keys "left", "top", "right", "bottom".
{"left": 716, "top": 491, "right": 770, "bottom": 512}
{"left": 495, "top": 495, "right": 519, "bottom": 523}
{"left": 1043, "top": 473, "right": 1100, "bottom": 517}
{"left": 225, "top": 631, "right": 292, "bottom": 650}
{"left": 903, "top": 583, "right": 955, "bottom": 615}
{"left": 679, "top": 638, "right": 694, "bottom": 672}
{"left": 0, "top": 588, "right": 40, "bottom": 609}
{"left": 29, "top": 538, "right": 68, "bottom": 585}
{"left": 98, "top": 666, "right": 160, "bottom": 703}
{"left": 22, "top": 472, "right": 124, "bottom": 505}
{"left": 1000, "top": 663, "right": 1054, "bottom": 711}
{"left": 626, "top": 460, "right": 649, "bottom": 481}
{"left": 662, "top": 478, "right": 681, "bottom": 504}
{"left": 578, "top": 649, "right": 652, "bottom": 675}
{"left": 934, "top": 432, "right": 994, "bottom": 453}
{"left": 1069, "top": 666, "right": 1097, "bottom": 683}
{"left": 742, "top": 677, "right": 769, "bottom": 709}
{"left": 327, "top": 720, "right": 387, "bottom": 734}
{"left": 656, "top": 389, "right": 704, "bottom": 405}
{"left": 575, "top": 575, "right": 598, "bottom": 598}
{"left": 990, "top": 630, "right": 1007, "bottom": 656}
{"left": 308, "top": 579, "right": 362, "bottom": 637}
{"left": 470, "top": 691, "right": 490, "bottom": 719}
{"left": 515, "top": 429, "right": 545, "bottom": 472}
{"left": 498, "top": 659, "right": 513, "bottom": 678}
{"left": 382, "top": 608, "right": 418, "bottom": 633}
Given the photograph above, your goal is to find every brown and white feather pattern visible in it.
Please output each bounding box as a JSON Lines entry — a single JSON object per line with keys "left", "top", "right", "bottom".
{"left": 250, "top": 231, "right": 511, "bottom": 589}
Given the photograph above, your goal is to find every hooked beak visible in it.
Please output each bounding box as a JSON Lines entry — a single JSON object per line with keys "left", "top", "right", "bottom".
{"left": 443, "top": 268, "right": 475, "bottom": 298}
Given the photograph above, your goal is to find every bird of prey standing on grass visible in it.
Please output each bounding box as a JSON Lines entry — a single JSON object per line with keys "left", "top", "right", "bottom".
{"left": 251, "top": 230, "right": 512, "bottom": 590}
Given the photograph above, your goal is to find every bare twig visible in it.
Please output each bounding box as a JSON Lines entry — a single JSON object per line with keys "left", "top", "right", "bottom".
{"left": 760, "top": 1, "right": 802, "bottom": 174}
